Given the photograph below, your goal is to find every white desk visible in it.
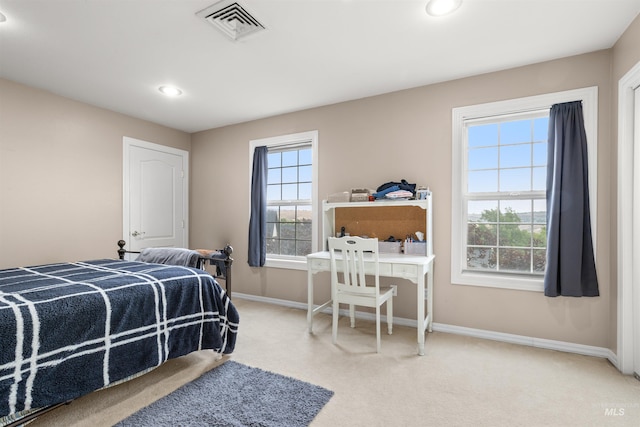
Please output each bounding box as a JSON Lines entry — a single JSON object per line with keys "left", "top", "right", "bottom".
{"left": 306, "top": 251, "right": 435, "bottom": 355}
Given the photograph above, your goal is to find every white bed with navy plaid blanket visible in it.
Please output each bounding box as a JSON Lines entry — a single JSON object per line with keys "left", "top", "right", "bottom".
{"left": 0, "top": 259, "right": 239, "bottom": 422}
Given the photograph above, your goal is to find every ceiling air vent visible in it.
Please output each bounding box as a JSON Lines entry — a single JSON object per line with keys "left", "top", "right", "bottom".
{"left": 197, "top": 1, "right": 266, "bottom": 41}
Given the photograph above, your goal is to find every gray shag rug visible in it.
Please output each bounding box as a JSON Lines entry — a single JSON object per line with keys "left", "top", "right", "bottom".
{"left": 115, "top": 361, "right": 334, "bottom": 427}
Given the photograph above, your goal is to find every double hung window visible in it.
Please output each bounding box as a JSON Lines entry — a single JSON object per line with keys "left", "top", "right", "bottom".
{"left": 250, "top": 130, "right": 318, "bottom": 270}
{"left": 465, "top": 112, "right": 549, "bottom": 275}
{"left": 451, "top": 88, "right": 597, "bottom": 291}
{"left": 266, "top": 145, "right": 313, "bottom": 257}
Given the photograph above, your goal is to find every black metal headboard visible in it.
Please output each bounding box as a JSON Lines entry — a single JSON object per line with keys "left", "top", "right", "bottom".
{"left": 116, "top": 240, "right": 234, "bottom": 298}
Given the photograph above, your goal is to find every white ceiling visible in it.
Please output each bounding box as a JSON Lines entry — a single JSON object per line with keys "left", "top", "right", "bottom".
{"left": 1, "top": 0, "right": 638, "bottom": 133}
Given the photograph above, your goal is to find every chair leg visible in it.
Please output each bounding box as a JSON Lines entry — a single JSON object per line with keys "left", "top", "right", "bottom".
{"left": 375, "top": 305, "right": 381, "bottom": 353}
{"left": 387, "top": 297, "right": 393, "bottom": 335}
{"left": 332, "top": 300, "right": 339, "bottom": 345}
{"left": 349, "top": 304, "right": 355, "bottom": 328}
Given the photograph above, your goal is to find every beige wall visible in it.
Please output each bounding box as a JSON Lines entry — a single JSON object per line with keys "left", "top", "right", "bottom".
{"left": 191, "top": 49, "right": 616, "bottom": 349}
{"left": 0, "top": 78, "right": 190, "bottom": 267}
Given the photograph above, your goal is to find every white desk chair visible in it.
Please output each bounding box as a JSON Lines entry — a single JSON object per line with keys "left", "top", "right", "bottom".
{"left": 328, "top": 236, "right": 396, "bottom": 353}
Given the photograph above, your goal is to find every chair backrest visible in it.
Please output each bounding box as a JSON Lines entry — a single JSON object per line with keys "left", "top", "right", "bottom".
{"left": 328, "top": 237, "right": 379, "bottom": 295}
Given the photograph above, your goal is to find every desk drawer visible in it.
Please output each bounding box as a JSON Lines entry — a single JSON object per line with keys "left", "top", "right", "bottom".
{"left": 392, "top": 264, "right": 418, "bottom": 278}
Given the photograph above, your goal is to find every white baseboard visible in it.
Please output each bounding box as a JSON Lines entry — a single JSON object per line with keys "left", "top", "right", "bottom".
{"left": 432, "top": 323, "right": 615, "bottom": 361}
{"left": 235, "top": 292, "right": 308, "bottom": 310}
{"left": 234, "top": 292, "right": 617, "bottom": 365}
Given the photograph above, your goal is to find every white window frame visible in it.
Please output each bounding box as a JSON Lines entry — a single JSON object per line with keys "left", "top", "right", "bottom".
{"left": 451, "top": 87, "right": 598, "bottom": 291}
{"left": 249, "top": 130, "right": 319, "bottom": 271}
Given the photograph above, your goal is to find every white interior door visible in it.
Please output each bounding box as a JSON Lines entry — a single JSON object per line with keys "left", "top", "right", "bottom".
{"left": 123, "top": 137, "right": 188, "bottom": 253}
{"left": 617, "top": 62, "right": 640, "bottom": 376}
{"left": 633, "top": 87, "right": 640, "bottom": 378}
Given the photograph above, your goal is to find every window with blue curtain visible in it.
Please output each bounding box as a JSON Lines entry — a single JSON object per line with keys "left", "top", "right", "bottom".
{"left": 451, "top": 88, "right": 598, "bottom": 292}
{"left": 248, "top": 131, "right": 318, "bottom": 269}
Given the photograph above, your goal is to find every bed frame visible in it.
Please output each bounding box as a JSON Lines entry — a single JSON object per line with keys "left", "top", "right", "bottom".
{"left": 116, "top": 240, "right": 234, "bottom": 298}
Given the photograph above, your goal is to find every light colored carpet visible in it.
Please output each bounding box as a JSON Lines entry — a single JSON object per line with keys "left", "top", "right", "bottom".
{"left": 30, "top": 298, "right": 640, "bottom": 427}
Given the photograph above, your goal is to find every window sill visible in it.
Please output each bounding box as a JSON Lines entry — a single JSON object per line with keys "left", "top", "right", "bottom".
{"left": 264, "top": 257, "right": 308, "bottom": 271}
{"left": 452, "top": 270, "right": 544, "bottom": 292}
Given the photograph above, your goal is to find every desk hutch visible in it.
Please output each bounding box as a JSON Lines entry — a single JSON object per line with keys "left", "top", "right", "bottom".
{"left": 307, "top": 193, "right": 435, "bottom": 355}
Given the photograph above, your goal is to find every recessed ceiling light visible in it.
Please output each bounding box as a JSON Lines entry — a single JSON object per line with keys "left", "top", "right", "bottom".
{"left": 426, "top": 0, "right": 462, "bottom": 17}
{"left": 158, "top": 85, "right": 183, "bottom": 97}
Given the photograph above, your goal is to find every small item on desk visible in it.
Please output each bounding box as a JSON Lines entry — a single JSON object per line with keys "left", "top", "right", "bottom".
{"left": 416, "top": 187, "right": 430, "bottom": 200}
{"left": 328, "top": 191, "right": 350, "bottom": 203}
{"left": 405, "top": 236, "right": 427, "bottom": 255}
{"left": 350, "top": 188, "right": 372, "bottom": 202}
{"left": 403, "top": 235, "right": 413, "bottom": 253}
{"left": 379, "top": 240, "right": 402, "bottom": 254}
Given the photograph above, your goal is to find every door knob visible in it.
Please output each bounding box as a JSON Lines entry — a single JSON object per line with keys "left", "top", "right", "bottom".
{"left": 131, "top": 230, "right": 145, "bottom": 237}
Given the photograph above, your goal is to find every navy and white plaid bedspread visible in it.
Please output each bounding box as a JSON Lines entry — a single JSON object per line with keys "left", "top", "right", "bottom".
{"left": 0, "top": 259, "right": 239, "bottom": 418}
